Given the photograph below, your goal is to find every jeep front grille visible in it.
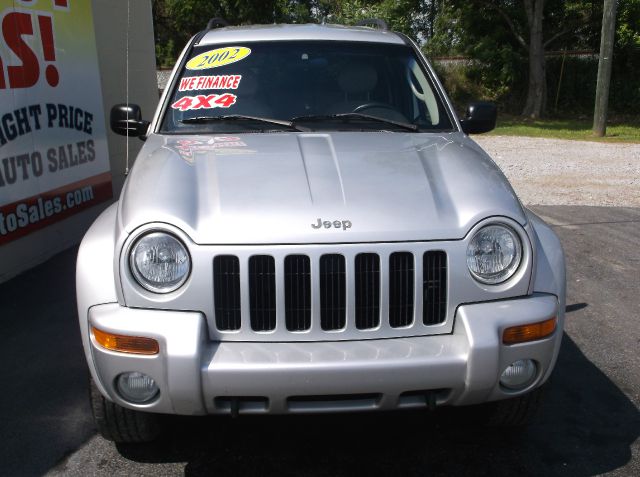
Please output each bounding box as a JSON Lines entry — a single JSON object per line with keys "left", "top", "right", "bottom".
{"left": 355, "top": 253, "right": 380, "bottom": 330}
{"left": 389, "top": 252, "right": 414, "bottom": 328}
{"left": 284, "top": 254, "right": 311, "bottom": 331}
{"left": 249, "top": 255, "right": 276, "bottom": 331}
{"left": 423, "top": 251, "right": 447, "bottom": 325}
{"left": 320, "top": 254, "right": 346, "bottom": 331}
{"left": 212, "top": 250, "right": 448, "bottom": 336}
{"left": 213, "top": 255, "right": 241, "bottom": 331}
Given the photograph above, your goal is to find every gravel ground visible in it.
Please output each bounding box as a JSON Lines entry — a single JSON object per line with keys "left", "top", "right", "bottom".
{"left": 474, "top": 136, "right": 640, "bottom": 207}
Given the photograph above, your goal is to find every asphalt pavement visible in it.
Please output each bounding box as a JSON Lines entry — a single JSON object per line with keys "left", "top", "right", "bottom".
{"left": 0, "top": 205, "right": 638, "bottom": 477}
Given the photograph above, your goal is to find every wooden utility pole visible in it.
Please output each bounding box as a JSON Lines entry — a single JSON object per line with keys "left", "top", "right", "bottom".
{"left": 593, "top": 0, "right": 618, "bottom": 137}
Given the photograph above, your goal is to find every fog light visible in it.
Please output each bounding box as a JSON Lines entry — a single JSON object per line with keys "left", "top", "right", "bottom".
{"left": 500, "top": 359, "right": 537, "bottom": 390}
{"left": 116, "top": 372, "right": 159, "bottom": 403}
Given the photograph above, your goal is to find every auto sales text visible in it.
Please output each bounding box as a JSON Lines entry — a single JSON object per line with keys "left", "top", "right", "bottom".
{"left": 0, "top": 139, "right": 95, "bottom": 187}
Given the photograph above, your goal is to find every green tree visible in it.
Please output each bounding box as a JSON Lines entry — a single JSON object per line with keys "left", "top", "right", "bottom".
{"left": 151, "top": 0, "right": 638, "bottom": 116}
{"left": 153, "top": 0, "right": 429, "bottom": 66}
{"left": 153, "top": 0, "right": 313, "bottom": 67}
{"left": 611, "top": 0, "right": 640, "bottom": 111}
{"left": 317, "top": 0, "right": 422, "bottom": 37}
{"left": 427, "top": 0, "right": 601, "bottom": 118}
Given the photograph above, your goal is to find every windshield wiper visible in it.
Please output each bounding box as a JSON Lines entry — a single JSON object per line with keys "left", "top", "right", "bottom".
{"left": 180, "top": 114, "right": 307, "bottom": 131}
{"left": 291, "top": 113, "right": 418, "bottom": 132}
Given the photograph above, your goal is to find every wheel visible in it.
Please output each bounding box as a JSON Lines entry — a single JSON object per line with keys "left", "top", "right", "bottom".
{"left": 480, "top": 386, "right": 544, "bottom": 427}
{"left": 89, "top": 377, "right": 162, "bottom": 443}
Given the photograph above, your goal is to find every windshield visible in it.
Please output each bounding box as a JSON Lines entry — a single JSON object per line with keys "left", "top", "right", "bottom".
{"left": 159, "top": 40, "right": 454, "bottom": 133}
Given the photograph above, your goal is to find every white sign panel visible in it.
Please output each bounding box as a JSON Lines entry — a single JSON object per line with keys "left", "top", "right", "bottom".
{"left": 0, "top": 0, "right": 111, "bottom": 245}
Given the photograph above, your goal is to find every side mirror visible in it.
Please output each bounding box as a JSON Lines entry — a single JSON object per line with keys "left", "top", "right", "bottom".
{"left": 110, "top": 104, "right": 149, "bottom": 138}
{"left": 460, "top": 102, "right": 497, "bottom": 134}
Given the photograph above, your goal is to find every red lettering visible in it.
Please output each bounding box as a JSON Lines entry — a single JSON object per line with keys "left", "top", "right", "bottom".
{"left": 214, "top": 93, "right": 236, "bottom": 108}
{"left": 193, "top": 94, "right": 216, "bottom": 109}
{"left": 171, "top": 94, "right": 237, "bottom": 111}
{"left": 3, "top": 12, "right": 39, "bottom": 89}
{"left": 0, "top": 55, "right": 5, "bottom": 89}
{"left": 38, "top": 16, "right": 55, "bottom": 62}
{"left": 175, "top": 75, "right": 243, "bottom": 92}
{"left": 178, "top": 77, "right": 191, "bottom": 91}
{"left": 171, "top": 97, "right": 193, "bottom": 111}
{"left": 38, "top": 15, "right": 59, "bottom": 87}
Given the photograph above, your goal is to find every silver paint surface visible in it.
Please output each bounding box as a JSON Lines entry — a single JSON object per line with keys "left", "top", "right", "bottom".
{"left": 116, "top": 216, "right": 534, "bottom": 342}
{"left": 88, "top": 294, "right": 558, "bottom": 414}
{"left": 76, "top": 23, "right": 566, "bottom": 414}
{"left": 119, "top": 132, "right": 525, "bottom": 244}
{"left": 197, "top": 23, "right": 407, "bottom": 47}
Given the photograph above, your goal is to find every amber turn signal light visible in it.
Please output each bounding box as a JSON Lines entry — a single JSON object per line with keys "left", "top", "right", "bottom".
{"left": 502, "top": 317, "right": 557, "bottom": 345}
{"left": 92, "top": 327, "right": 159, "bottom": 355}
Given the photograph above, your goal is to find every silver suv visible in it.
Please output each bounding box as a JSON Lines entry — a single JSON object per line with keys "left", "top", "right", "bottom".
{"left": 78, "top": 20, "right": 565, "bottom": 443}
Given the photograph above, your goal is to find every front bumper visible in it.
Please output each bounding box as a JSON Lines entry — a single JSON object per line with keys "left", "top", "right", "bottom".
{"left": 88, "top": 294, "right": 561, "bottom": 415}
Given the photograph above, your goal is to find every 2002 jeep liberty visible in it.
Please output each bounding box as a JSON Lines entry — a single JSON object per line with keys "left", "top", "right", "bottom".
{"left": 77, "top": 18, "right": 565, "bottom": 443}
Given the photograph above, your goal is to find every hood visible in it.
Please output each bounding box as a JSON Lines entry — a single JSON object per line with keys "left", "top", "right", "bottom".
{"left": 118, "top": 132, "right": 525, "bottom": 244}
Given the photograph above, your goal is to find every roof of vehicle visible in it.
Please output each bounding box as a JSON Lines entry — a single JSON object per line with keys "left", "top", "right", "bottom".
{"left": 197, "top": 23, "right": 406, "bottom": 47}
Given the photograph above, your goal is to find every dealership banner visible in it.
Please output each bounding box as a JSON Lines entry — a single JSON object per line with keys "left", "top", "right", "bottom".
{"left": 0, "top": 0, "right": 111, "bottom": 245}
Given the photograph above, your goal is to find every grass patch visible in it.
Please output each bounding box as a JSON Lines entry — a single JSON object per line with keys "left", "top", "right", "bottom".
{"left": 490, "top": 115, "right": 640, "bottom": 143}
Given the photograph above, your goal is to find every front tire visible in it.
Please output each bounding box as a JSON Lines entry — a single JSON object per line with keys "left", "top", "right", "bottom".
{"left": 481, "top": 386, "right": 544, "bottom": 427}
{"left": 90, "top": 378, "right": 161, "bottom": 443}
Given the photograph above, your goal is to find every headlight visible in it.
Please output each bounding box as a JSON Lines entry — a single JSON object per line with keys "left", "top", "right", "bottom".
{"left": 466, "top": 224, "right": 522, "bottom": 284}
{"left": 129, "top": 232, "right": 190, "bottom": 293}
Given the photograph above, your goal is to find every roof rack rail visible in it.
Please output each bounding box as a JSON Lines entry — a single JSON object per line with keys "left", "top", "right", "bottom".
{"left": 206, "top": 17, "right": 229, "bottom": 30}
{"left": 355, "top": 18, "right": 389, "bottom": 31}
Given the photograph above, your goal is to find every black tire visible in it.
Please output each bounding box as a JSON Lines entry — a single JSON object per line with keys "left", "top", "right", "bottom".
{"left": 481, "top": 386, "right": 544, "bottom": 427}
{"left": 89, "top": 377, "right": 162, "bottom": 443}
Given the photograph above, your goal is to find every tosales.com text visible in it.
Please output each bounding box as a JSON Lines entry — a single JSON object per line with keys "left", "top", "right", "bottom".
{"left": 0, "top": 183, "right": 94, "bottom": 236}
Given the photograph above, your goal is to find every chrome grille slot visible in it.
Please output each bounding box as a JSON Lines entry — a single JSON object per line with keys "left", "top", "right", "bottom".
{"left": 319, "top": 254, "right": 346, "bottom": 330}
{"left": 213, "top": 255, "right": 241, "bottom": 331}
{"left": 284, "top": 254, "right": 311, "bottom": 331}
{"left": 249, "top": 255, "right": 276, "bottom": 331}
{"left": 388, "top": 252, "right": 414, "bottom": 328}
{"left": 355, "top": 253, "right": 380, "bottom": 329}
{"left": 423, "top": 251, "right": 447, "bottom": 325}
